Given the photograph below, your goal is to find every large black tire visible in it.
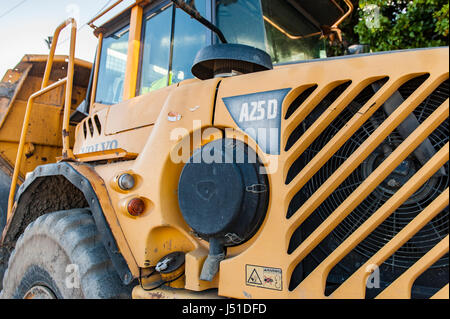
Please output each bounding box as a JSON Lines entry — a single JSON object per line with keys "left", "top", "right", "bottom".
{"left": 0, "top": 209, "right": 132, "bottom": 299}
{"left": 0, "top": 170, "right": 12, "bottom": 292}
{"left": 0, "top": 168, "right": 10, "bottom": 234}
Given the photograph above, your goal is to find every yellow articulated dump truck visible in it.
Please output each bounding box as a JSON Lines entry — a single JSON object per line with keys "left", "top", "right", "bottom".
{"left": 0, "top": 0, "right": 448, "bottom": 299}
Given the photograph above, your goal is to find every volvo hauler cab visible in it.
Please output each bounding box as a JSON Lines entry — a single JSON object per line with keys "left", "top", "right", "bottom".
{"left": 0, "top": 0, "right": 448, "bottom": 299}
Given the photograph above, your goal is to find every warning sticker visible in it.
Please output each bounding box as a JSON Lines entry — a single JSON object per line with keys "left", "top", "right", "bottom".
{"left": 246, "top": 265, "right": 282, "bottom": 291}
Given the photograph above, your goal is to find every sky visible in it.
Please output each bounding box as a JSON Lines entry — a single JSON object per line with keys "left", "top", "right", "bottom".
{"left": 0, "top": 0, "right": 135, "bottom": 77}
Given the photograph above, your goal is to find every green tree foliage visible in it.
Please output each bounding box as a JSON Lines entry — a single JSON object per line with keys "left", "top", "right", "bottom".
{"left": 354, "top": 0, "right": 449, "bottom": 51}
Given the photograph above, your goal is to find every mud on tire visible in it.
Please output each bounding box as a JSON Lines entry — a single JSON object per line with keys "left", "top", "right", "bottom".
{"left": 0, "top": 209, "right": 132, "bottom": 299}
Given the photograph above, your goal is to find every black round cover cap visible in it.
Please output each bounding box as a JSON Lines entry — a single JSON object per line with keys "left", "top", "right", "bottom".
{"left": 191, "top": 43, "right": 273, "bottom": 80}
{"left": 178, "top": 147, "right": 244, "bottom": 236}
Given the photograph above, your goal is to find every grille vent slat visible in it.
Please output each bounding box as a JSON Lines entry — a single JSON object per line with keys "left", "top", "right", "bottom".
{"left": 284, "top": 85, "right": 318, "bottom": 120}
{"left": 285, "top": 79, "right": 387, "bottom": 186}
{"left": 375, "top": 235, "right": 449, "bottom": 299}
{"left": 282, "top": 74, "right": 449, "bottom": 297}
{"left": 329, "top": 189, "right": 448, "bottom": 298}
{"left": 284, "top": 81, "right": 352, "bottom": 153}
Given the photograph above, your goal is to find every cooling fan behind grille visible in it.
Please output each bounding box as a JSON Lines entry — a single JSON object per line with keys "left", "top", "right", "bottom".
{"left": 301, "top": 79, "right": 449, "bottom": 270}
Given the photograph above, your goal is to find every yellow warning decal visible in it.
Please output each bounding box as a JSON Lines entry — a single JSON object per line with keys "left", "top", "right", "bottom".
{"left": 245, "top": 264, "right": 282, "bottom": 291}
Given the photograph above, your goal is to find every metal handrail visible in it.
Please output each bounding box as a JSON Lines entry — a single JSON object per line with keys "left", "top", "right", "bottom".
{"left": 329, "top": 0, "right": 354, "bottom": 41}
{"left": 87, "top": 0, "right": 124, "bottom": 30}
{"left": 7, "top": 18, "right": 77, "bottom": 216}
{"left": 332, "top": 0, "right": 354, "bottom": 29}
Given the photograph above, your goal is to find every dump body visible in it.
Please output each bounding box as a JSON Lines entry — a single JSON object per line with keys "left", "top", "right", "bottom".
{"left": 0, "top": 55, "right": 91, "bottom": 214}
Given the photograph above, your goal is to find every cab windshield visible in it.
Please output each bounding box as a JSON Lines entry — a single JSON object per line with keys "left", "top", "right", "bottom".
{"left": 216, "top": 0, "right": 342, "bottom": 63}
{"left": 93, "top": 0, "right": 346, "bottom": 105}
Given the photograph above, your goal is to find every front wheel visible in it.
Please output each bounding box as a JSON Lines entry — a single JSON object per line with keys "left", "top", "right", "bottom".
{"left": 0, "top": 209, "right": 132, "bottom": 299}
{"left": 0, "top": 168, "right": 10, "bottom": 235}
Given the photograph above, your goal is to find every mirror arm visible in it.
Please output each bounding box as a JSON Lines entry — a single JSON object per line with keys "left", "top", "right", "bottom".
{"left": 170, "top": 0, "right": 227, "bottom": 43}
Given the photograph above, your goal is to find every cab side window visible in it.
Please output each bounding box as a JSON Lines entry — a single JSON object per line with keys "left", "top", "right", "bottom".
{"left": 95, "top": 26, "right": 130, "bottom": 105}
{"left": 138, "top": 1, "right": 209, "bottom": 94}
{"left": 171, "top": 0, "right": 208, "bottom": 84}
{"left": 139, "top": 6, "right": 172, "bottom": 94}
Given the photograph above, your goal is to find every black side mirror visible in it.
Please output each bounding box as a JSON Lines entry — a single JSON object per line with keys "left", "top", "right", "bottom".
{"left": 347, "top": 44, "right": 370, "bottom": 55}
